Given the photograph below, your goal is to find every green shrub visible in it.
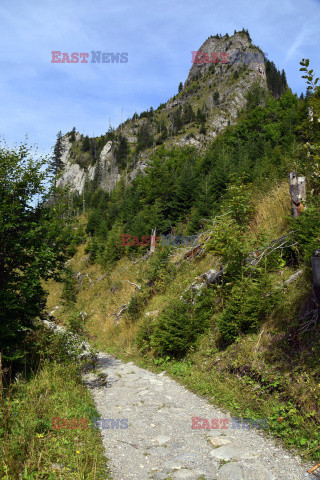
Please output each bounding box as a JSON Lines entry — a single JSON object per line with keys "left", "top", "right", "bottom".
{"left": 126, "top": 288, "right": 151, "bottom": 321}
{"left": 144, "top": 246, "right": 174, "bottom": 288}
{"left": 217, "top": 276, "right": 280, "bottom": 344}
{"left": 68, "top": 311, "right": 86, "bottom": 336}
{"left": 99, "top": 224, "right": 124, "bottom": 266}
{"left": 149, "top": 290, "right": 214, "bottom": 358}
{"left": 67, "top": 240, "right": 77, "bottom": 256}
{"left": 289, "top": 200, "right": 320, "bottom": 264}
{"left": 135, "top": 316, "right": 157, "bottom": 353}
{"left": 61, "top": 268, "right": 77, "bottom": 306}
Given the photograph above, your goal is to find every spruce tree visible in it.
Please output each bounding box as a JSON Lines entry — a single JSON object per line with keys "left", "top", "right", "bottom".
{"left": 137, "top": 122, "right": 153, "bottom": 152}
{"left": 82, "top": 135, "right": 91, "bottom": 152}
{"left": 182, "top": 103, "right": 195, "bottom": 124}
{"left": 213, "top": 91, "right": 220, "bottom": 105}
{"left": 69, "top": 126, "right": 76, "bottom": 142}
{"left": 50, "top": 131, "right": 64, "bottom": 182}
{"left": 172, "top": 106, "right": 183, "bottom": 133}
{"left": 114, "top": 134, "right": 129, "bottom": 169}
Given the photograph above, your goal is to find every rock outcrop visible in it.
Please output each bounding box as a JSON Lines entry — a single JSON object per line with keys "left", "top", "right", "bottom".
{"left": 56, "top": 31, "right": 269, "bottom": 196}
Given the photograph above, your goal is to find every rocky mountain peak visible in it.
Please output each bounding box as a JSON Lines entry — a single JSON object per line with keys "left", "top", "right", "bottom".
{"left": 55, "top": 30, "right": 277, "bottom": 196}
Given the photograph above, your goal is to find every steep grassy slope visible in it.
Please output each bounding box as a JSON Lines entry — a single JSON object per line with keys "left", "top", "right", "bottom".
{"left": 45, "top": 178, "right": 320, "bottom": 461}
{"left": 46, "top": 56, "right": 320, "bottom": 464}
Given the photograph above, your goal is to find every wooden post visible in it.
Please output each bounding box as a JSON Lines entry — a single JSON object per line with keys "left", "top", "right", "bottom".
{"left": 150, "top": 228, "right": 156, "bottom": 254}
{"left": 289, "top": 170, "right": 306, "bottom": 218}
{"left": 311, "top": 250, "right": 320, "bottom": 303}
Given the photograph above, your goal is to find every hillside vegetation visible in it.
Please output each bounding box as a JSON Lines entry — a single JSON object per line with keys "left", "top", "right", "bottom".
{"left": 45, "top": 60, "right": 320, "bottom": 461}
{"left": 1, "top": 29, "right": 320, "bottom": 475}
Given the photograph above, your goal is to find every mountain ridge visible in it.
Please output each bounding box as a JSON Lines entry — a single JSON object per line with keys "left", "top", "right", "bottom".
{"left": 56, "top": 30, "right": 285, "bottom": 195}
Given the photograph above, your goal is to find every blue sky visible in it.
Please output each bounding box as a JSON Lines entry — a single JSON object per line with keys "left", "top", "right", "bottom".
{"left": 0, "top": 0, "right": 319, "bottom": 157}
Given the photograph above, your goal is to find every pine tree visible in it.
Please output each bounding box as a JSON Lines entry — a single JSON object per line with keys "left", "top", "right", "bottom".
{"left": 69, "top": 127, "right": 76, "bottom": 142}
{"left": 82, "top": 135, "right": 91, "bottom": 152}
{"left": 114, "top": 134, "right": 129, "bottom": 169}
{"left": 281, "top": 69, "right": 287, "bottom": 94}
{"left": 178, "top": 82, "right": 183, "bottom": 93}
{"left": 137, "top": 122, "right": 153, "bottom": 152}
{"left": 266, "top": 61, "right": 288, "bottom": 98}
{"left": 213, "top": 91, "right": 220, "bottom": 105}
{"left": 196, "top": 176, "right": 214, "bottom": 217}
{"left": 196, "top": 108, "right": 206, "bottom": 124}
{"left": 173, "top": 163, "right": 197, "bottom": 217}
{"left": 50, "top": 131, "right": 64, "bottom": 182}
{"left": 199, "top": 124, "right": 207, "bottom": 134}
{"left": 172, "top": 106, "right": 183, "bottom": 133}
{"left": 160, "top": 124, "right": 168, "bottom": 141}
{"left": 182, "top": 103, "right": 195, "bottom": 124}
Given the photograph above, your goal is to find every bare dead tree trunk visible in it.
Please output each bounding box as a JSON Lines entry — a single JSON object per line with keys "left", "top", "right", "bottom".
{"left": 289, "top": 170, "right": 306, "bottom": 217}
{"left": 150, "top": 228, "right": 157, "bottom": 254}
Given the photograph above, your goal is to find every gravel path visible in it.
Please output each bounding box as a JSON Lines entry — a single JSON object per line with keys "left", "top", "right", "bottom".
{"left": 83, "top": 352, "right": 313, "bottom": 480}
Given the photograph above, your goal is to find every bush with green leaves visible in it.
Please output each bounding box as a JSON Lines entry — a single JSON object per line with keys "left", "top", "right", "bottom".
{"left": 0, "top": 140, "right": 72, "bottom": 362}
{"left": 68, "top": 311, "right": 87, "bottom": 336}
{"left": 289, "top": 199, "right": 320, "bottom": 264}
{"left": 61, "top": 268, "right": 77, "bottom": 306}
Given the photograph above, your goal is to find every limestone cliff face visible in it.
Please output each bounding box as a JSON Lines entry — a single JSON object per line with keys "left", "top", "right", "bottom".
{"left": 56, "top": 134, "right": 85, "bottom": 193}
{"left": 56, "top": 31, "right": 269, "bottom": 196}
{"left": 56, "top": 136, "right": 119, "bottom": 195}
{"left": 171, "top": 32, "right": 267, "bottom": 145}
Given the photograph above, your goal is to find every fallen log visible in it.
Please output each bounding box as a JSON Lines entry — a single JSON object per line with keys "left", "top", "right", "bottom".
{"left": 275, "top": 269, "right": 304, "bottom": 289}
{"left": 201, "top": 266, "right": 226, "bottom": 285}
{"left": 183, "top": 243, "right": 205, "bottom": 260}
{"left": 181, "top": 265, "right": 226, "bottom": 300}
{"left": 308, "top": 463, "right": 320, "bottom": 474}
{"left": 245, "top": 235, "right": 296, "bottom": 267}
{"left": 110, "top": 304, "right": 128, "bottom": 323}
{"left": 125, "top": 280, "right": 141, "bottom": 291}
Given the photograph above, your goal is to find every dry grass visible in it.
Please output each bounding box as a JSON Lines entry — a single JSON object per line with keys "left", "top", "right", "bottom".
{"left": 44, "top": 182, "right": 294, "bottom": 361}
{"left": 249, "top": 181, "right": 291, "bottom": 238}
{"left": 45, "top": 242, "right": 219, "bottom": 356}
